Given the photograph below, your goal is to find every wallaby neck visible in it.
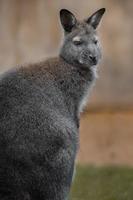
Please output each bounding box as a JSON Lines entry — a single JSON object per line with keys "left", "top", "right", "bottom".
{"left": 58, "top": 55, "right": 96, "bottom": 84}
{"left": 56, "top": 55, "right": 97, "bottom": 116}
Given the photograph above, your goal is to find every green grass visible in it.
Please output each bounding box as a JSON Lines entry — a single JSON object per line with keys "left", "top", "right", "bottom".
{"left": 70, "top": 165, "right": 133, "bottom": 200}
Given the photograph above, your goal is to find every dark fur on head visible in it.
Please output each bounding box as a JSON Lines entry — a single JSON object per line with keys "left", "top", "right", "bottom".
{"left": 0, "top": 8, "right": 105, "bottom": 200}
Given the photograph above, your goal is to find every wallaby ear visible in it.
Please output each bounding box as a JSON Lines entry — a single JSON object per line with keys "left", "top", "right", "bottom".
{"left": 60, "top": 9, "right": 77, "bottom": 32}
{"left": 86, "top": 8, "right": 106, "bottom": 29}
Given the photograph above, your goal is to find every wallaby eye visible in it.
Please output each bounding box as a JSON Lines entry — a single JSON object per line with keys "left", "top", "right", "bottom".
{"left": 94, "top": 39, "right": 98, "bottom": 45}
{"left": 73, "top": 40, "right": 83, "bottom": 46}
{"left": 73, "top": 36, "right": 83, "bottom": 46}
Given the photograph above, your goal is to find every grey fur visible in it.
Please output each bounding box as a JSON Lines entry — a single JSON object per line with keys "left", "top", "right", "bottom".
{"left": 0, "top": 8, "right": 105, "bottom": 200}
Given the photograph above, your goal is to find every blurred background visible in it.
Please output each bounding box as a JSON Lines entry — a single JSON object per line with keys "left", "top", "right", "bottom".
{"left": 0, "top": 1, "right": 133, "bottom": 198}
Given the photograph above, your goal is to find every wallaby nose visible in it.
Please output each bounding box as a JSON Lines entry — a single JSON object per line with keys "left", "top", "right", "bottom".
{"left": 89, "top": 55, "right": 97, "bottom": 65}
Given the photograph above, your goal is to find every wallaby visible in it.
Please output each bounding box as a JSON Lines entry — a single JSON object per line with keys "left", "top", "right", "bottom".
{"left": 0, "top": 8, "right": 105, "bottom": 200}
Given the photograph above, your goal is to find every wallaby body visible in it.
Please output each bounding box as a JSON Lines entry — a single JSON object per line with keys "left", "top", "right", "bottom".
{"left": 0, "top": 8, "right": 105, "bottom": 200}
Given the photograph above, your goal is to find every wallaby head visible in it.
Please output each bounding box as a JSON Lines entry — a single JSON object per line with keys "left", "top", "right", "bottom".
{"left": 59, "top": 8, "right": 105, "bottom": 67}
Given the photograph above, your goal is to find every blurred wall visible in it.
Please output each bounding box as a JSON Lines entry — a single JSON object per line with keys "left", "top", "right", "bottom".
{"left": 0, "top": 0, "right": 133, "bottom": 165}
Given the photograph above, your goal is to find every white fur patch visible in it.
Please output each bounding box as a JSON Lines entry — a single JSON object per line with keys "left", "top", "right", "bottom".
{"left": 79, "top": 87, "right": 92, "bottom": 113}
{"left": 78, "top": 66, "right": 98, "bottom": 114}
{"left": 73, "top": 36, "right": 81, "bottom": 42}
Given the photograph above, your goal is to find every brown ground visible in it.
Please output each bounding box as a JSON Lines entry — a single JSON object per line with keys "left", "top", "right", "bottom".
{"left": 77, "top": 110, "right": 133, "bottom": 166}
